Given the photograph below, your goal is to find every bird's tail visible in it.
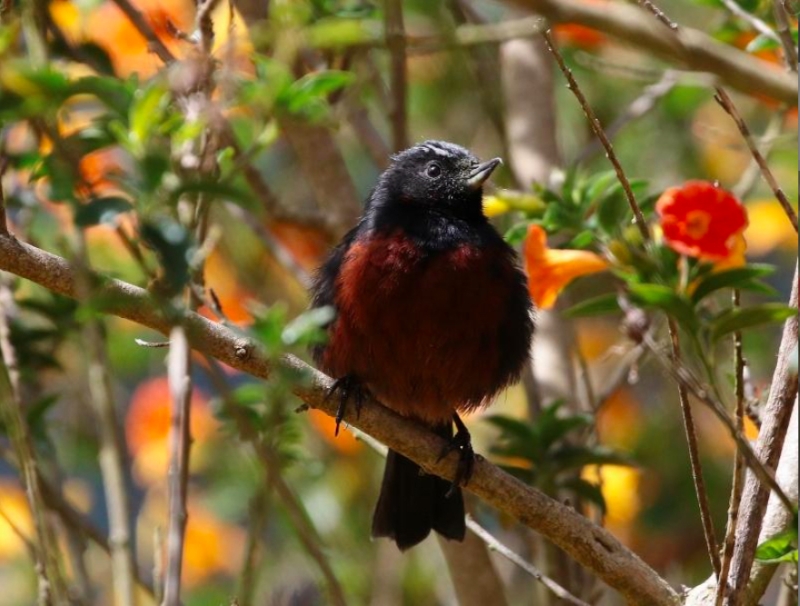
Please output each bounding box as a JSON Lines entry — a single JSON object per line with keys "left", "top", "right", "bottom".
{"left": 371, "top": 425, "right": 465, "bottom": 550}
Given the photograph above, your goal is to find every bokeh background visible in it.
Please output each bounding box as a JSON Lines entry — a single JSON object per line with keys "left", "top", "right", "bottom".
{"left": 0, "top": 0, "right": 796, "bottom": 604}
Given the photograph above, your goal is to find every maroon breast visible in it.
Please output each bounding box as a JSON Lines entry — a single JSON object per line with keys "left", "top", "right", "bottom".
{"left": 321, "top": 232, "right": 521, "bottom": 424}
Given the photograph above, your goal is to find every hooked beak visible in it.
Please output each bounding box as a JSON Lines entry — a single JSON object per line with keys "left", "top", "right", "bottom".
{"left": 465, "top": 158, "right": 503, "bottom": 189}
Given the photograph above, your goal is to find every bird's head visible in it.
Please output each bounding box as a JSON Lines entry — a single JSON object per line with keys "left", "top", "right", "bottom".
{"left": 376, "top": 141, "right": 502, "bottom": 218}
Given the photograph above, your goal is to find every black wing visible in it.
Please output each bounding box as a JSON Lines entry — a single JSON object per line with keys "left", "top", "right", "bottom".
{"left": 309, "top": 223, "right": 361, "bottom": 364}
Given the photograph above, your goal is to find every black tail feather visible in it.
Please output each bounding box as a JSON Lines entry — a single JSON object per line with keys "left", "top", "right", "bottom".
{"left": 371, "top": 426, "right": 465, "bottom": 550}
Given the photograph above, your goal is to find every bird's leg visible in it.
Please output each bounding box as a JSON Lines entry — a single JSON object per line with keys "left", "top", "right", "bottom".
{"left": 324, "top": 374, "right": 367, "bottom": 436}
{"left": 437, "top": 413, "right": 475, "bottom": 496}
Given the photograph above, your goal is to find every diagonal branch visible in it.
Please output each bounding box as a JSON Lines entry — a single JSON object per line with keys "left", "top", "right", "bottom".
{"left": 504, "top": 0, "right": 796, "bottom": 105}
{"left": 0, "top": 233, "right": 681, "bottom": 606}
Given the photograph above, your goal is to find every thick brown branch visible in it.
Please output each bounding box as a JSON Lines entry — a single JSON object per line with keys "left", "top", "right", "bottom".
{"left": 0, "top": 234, "right": 680, "bottom": 606}
{"left": 505, "top": 0, "right": 796, "bottom": 105}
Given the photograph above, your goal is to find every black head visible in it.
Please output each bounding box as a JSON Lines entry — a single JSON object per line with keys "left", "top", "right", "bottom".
{"left": 375, "top": 141, "right": 501, "bottom": 219}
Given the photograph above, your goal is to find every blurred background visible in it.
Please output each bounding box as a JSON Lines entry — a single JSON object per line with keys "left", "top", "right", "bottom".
{"left": 0, "top": 0, "right": 796, "bottom": 604}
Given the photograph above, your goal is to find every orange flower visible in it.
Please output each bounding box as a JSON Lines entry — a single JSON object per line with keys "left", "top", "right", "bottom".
{"left": 656, "top": 181, "right": 748, "bottom": 260}
{"left": 126, "top": 377, "right": 218, "bottom": 484}
{"left": 523, "top": 224, "right": 608, "bottom": 310}
{"left": 553, "top": 0, "right": 608, "bottom": 49}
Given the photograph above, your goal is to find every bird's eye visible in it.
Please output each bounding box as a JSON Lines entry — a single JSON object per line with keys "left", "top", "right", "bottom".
{"left": 426, "top": 162, "right": 442, "bottom": 178}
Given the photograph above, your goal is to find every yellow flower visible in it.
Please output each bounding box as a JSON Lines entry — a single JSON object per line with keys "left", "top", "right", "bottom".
{"left": 744, "top": 199, "right": 798, "bottom": 257}
{"left": 524, "top": 224, "right": 608, "bottom": 309}
{"left": 582, "top": 464, "right": 642, "bottom": 526}
{"left": 0, "top": 481, "right": 33, "bottom": 561}
{"left": 482, "top": 195, "right": 511, "bottom": 217}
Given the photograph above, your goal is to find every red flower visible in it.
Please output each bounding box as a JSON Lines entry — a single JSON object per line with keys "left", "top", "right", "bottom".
{"left": 656, "top": 181, "right": 748, "bottom": 260}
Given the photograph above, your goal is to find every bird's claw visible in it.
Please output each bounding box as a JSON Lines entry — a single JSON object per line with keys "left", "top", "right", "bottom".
{"left": 436, "top": 418, "right": 475, "bottom": 497}
{"left": 324, "top": 375, "right": 367, "bottom": 436}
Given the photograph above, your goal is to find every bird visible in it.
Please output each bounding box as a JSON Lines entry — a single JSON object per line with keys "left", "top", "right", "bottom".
{"left": 310, "top": 140, "right": 534, "bottom": 550}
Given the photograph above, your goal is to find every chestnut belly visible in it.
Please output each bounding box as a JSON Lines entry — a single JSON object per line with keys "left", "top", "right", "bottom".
{"left": 323, "top": 235, "right": 525, "bottom": 424}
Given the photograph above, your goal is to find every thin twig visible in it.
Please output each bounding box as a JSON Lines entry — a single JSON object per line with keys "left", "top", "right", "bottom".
{"left": 83, "top": 299, "right": 137, "bottom": 606}
{"left": 109, "top": 0, "right": 176, "bottom": 63}
{"left": 465, "top": 516, "right": 591, "bottom": 606}
{"left": 733, "top": 112, "right": 783, "bottom": 200}
{"left": 576, "top": 70, "right": 680, "bottom": 163}
{"left": 542, "top": 29, "right": 650, "bottom": 241}
{"left": 772, "top": 0, "right": 798, "bottom": 71}
{"left": 0, "top": 499, "right": 37, "bottom": 558}
{"left": 154, "top": 526, "right": 164, "bottom": 604}
{"left": 641, "top": 333, "right": 795, "bottom": 512}
{"left": 385, "top": 0, "right": 409, "bottom": 151}
{"left": 237, "top": 487, "right": 269, "bottom": 606}
{"left": 349, "top": 421, "right": 591, "bottom": 606}
{"left": 10, "top": 463, "right": 156, "bottom": 598}
{"left": 637, "top": 0, "right": 797, "bottom": 233}
{"left": 715, "top": 290, "right": 748, "bottom": 605}
{"left": 202, "top": 356, "right": 348, "bottom": 606}
{"left": 668, "top": 319, "right": 721, "bottom": 576}
{"left": 719, "top": 0, "right": 781, "bottom": 44}
{"left": 223, "top": 202, "right": 312, "bottom": 288}
{"left": 714, "top": 88, "right": 797, "bottom": 233}
{"left": 0, "top": 281, "right": 69, "bottom": 604}
{"left": 162, "top": 325, "right": 193, "bottom": 606}
{"left": 0, "top": 153, "right": 9, "bottom": 236}
{"left": 725, "top": 265, "right": 799, "bottom": 606}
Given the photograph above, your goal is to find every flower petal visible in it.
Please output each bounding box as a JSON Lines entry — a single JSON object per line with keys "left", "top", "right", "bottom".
{"left": 524, "top": 224, "right": 608, "bottom": 310}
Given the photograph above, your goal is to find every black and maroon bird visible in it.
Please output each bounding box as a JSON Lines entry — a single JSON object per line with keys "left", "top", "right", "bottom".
{"left": 310, "top": 140, "right": 534, "bottom": 550}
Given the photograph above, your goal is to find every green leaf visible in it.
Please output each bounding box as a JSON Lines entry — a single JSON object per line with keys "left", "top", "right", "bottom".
{"left": 74, "top": 197, "right": 133, "bottom": 227}
{"left": 549, "top": 444, "right": 635, "bottom": 470}
{"left": 629, "top": 283, "right": 699, "bottom": 332}
{"left": 597, "top": 188, "right": 631, "bottom": 235}
{"left": 504, "top": 222, "right": 530, "bottom": 246}
{"left": 70, "top": 76, "right": 133, "bottom": 117}
{"left": 139, "top": 218, "right": 193, "bottom": 296}
{"left": 282, "top": 306, "right": 335, "bottom": 346}
{"left": 559, "top": 477, "right": 607, "bottom": 513}
{"left": 281, "top": 70, "right": 355, "bottom": 116}
{"left": 563, "top": 294, "right": 620, "bottom": 318}
{"left": 711, "top": 304, "right": 798, "bottom": 342}
{"left": 484, "top": 414, "right": 541, "bottom": 461}
{"left": 168, "top": 181, "right": 250, "bottom": 206}
{"left": 691, "top": 264, "right": 775, "bottom": 304}
{"left": 585, "top": 170, "right": 617, "bottom": 204}
{"left": 567, "top": 230, "right": 594, "bottom": 250}
{"left": 755, "top": 527, "right": 798, "bottom": 563}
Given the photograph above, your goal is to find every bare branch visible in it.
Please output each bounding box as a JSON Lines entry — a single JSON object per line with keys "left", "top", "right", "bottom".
{"left": 505, "top": 0, "right": 797, "bottom": 105}
{"left": 719, "top": 0, "right": 781, "bottom": 45}
{"left": 0, "top": 281, "right": 69, "bottom": 603}
{"left": 542, "top": 30, "right": 650, "bottom": 241}
{"left": 0, "top": 234, "right": 681, "bottom": 606}
{"left": 465, "top": 516, "right": 591, "bottom": 606}
{"left": 162, "top": 326, "right": 193, "bottom": 606}
{"left": 668, "top": 320, "right": 721, "bottom": 576}
{"left": 726, "top": 266, "right": 799, "bottom": 606}
{"left": 385, "top": 0, "right": 408, "bottom": 151}
{"left": 716, "top": 290, "right": 748, "bottom": 605}
{"left": 772, "top": 0, "right": 798, "bottom": 71}
{"left": 576, "top": 70, "right": 680, "bottom": 163}
{"left": 714, "top": 88, "right": 798, "bottom": 233}
{"left": 109, "top": 0, "right": 176, "bottom": 64}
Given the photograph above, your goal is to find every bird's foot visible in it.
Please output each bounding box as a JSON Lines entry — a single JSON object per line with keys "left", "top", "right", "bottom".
{"left": 437, "top": 414, "right": 475, "bottom": 497}
{"left": 324, "top": 374, "right": 367, "bottom": 436}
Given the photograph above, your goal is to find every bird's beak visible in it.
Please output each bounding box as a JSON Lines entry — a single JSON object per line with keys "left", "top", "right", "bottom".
{"left": 465, "top": 158, "right": 503, "bottom": 190}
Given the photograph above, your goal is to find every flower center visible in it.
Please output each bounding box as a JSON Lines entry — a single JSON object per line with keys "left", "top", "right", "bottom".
{"left": 684, "top": 210, "right": 712, "bottom": 239}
